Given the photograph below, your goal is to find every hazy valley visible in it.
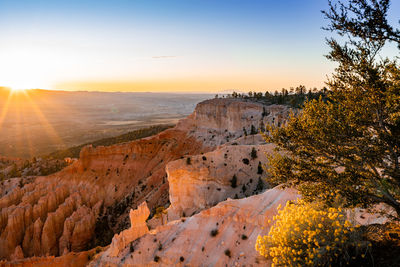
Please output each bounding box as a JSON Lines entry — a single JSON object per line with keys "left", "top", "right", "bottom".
{"left": 0, "top": 89, "right": 211, "bottom": 158}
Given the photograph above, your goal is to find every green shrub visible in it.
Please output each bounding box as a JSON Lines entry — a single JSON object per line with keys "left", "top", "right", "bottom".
{"left": 250, "top": 125, "right": 257, "bottom": 135}
{"left": 230, "top": 175, "right": 237, "bottom": 188}
{"left": 210, "top": 229, "right": 219, "bottom": 237}
{"left": 257, "top": 161, "right": 263, "bottom": 174}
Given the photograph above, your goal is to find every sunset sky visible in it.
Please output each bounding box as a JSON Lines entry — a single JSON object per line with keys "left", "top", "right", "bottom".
{"left": 1, "top": 0, "right": 399, "bottom": 92}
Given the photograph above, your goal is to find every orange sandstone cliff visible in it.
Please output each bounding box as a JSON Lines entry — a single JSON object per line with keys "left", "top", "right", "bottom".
{"left": 0, "top": 98, "right": 291, "bottom": 265}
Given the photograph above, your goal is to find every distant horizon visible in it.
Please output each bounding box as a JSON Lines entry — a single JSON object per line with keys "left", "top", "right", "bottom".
{"left": 1, "top": 0, "right": 399, "bottom": 92}
{"left": 0, "top": 85, "right": 322, "bottom": 95}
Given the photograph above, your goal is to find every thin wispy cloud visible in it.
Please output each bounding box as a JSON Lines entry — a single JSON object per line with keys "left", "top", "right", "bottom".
{"left": 151, "top": 56, "right": 178, "bottom": 59}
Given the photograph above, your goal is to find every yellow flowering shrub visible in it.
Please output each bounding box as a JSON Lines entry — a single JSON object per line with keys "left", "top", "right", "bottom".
{"left": 255, "top": 199, "right": 370, "bottom": 266}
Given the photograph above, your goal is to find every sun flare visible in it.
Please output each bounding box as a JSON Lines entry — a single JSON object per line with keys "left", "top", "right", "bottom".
{"left": 10, "top": 87, "right": 26, "bottom": 93}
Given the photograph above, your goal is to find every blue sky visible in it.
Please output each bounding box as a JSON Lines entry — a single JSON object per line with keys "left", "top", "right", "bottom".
{"left": 0, "top": 0, "right": 399, "bottom": 92}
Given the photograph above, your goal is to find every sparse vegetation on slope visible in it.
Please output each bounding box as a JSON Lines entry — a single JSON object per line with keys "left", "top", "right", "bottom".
{"left": 0, "top": 156, "right": 70, "bottom": 180}
{"left": 45, "top": 124, "right": 173, "bottom": 159}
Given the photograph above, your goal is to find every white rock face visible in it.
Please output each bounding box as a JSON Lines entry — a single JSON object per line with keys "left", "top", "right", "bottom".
{"left": 107, "top": 202, "right": 150, "bottom": 257}
{"left": 90, "top": 187, "right": 299, "bottom": 267}
{"left": 177, "top": 98, "right": 291, "bottom": 147}
{"left": 166, "top": 143, "right": 277, "bottom": 220}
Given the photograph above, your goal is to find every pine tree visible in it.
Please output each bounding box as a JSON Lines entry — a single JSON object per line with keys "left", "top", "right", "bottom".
{"left": 266, "top": 0, "right": 400, "bottom": 217}
{"left": 251, "top": 147, "right": 258, "bottom": 159}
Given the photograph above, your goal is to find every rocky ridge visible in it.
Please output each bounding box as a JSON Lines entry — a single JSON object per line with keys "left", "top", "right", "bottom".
{"left": 90, "top": 187, "right": 299, "bottom": 266}
{"left": 177, "top": 98, "right": 290, "bottom": 147}
{"left": 0, "top": 98, "right": 291, "bottom": 262}
{"left": 166, "top": 143, "right": 275, "bottom": 220}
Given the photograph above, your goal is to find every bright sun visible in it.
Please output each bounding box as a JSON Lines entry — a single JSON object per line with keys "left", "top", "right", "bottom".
{"left": 10, "top": 87, "right": 26, "bottom": 92}
{"left": 3, "top": 77, "right": 51, "bottom": 93}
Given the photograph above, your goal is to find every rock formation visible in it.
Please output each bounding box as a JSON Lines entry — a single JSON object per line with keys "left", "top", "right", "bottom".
{"left": 1, "top": 247, "right": 103, "bottom": 267}
{"left": 4, "top": 97, "right": 388, "bottom": 266}
{"left": 0, "top": 155, "right": 71, "bottom": 183}
{"left": 90, "top": 187, "right": 299, "bottom": 266}
{"left": 0, "top": 181, "right": 101, "bottom": 259}
{"left": 176, "top": 98, "right": 290, "bottom": 146}
{"left": 107, "top": 202, "right": 150, "bottom": 257}
{"left": 0, "top": 99, "right": 288, "bottom": 259}
{"left": 0, "top": 98, "right": 291, "bottom": 263}
{"left": 166, "top": 143, "right": 276, "bottom": 220}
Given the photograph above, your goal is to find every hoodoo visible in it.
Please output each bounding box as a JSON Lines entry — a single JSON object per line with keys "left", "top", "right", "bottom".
{"left": 0, "top": 98, "right": 291, "bottom": 263}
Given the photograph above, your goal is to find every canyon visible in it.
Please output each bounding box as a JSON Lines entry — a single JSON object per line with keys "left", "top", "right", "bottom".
{"left": 0, "top": 98, "right": 292, "bottom": 266}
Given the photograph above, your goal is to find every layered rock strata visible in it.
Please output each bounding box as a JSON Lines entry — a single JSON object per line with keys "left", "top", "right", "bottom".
{"left": 177, "top": 98, "right": 290, "bottom": 147}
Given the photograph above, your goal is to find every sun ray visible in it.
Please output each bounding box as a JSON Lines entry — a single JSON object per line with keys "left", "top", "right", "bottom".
{"left": 15, "top": 97, "right": 24, "bottom": 158}
{"left": 18, "top": 96, "right": 35, "bottom": 159}
{"left": 31, "top": 91, "right": 77, "bottom": 120}
{"left": 22, "top": 91, "right": 65, "bottom": 152}
{"left": 22, "top": 119, "right": 35, "bottom": 159}
{"left": 0, "top": 90, "right": 13, "bottom": 130}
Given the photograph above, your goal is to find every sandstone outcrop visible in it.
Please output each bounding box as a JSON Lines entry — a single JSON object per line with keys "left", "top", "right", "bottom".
{"left": 108, "top": 202, "right": 150, "bottom": 257}
{"left": 0, "top": 128, "right": 206, "bottom": 259}
{"left": 0, "top": 98, "right": 291, "bottom": 262}
{"left": 10, "top": 246, "right": 24, "bottom": 261}
{"left": 166, "top": 143, "right": 276, "bottom": 220}
{"left": 177, "top": 98, "right": 290, "bottom": 147}
{"left": 1, "top": 247, "right": 104, "bottom": 267}
{"left": 0, "top": 177, "right": 28, "bottom": 199}
{"left": 0, "top": 181, "right": 101, "bottom": 259}
{"left": 91, "top": 187, "right": 299, "bottom": 266}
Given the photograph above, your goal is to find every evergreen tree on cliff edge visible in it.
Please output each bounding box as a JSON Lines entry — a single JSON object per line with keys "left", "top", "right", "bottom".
{"left": 266, "top": 0, "right": 400, "bottom": 218}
